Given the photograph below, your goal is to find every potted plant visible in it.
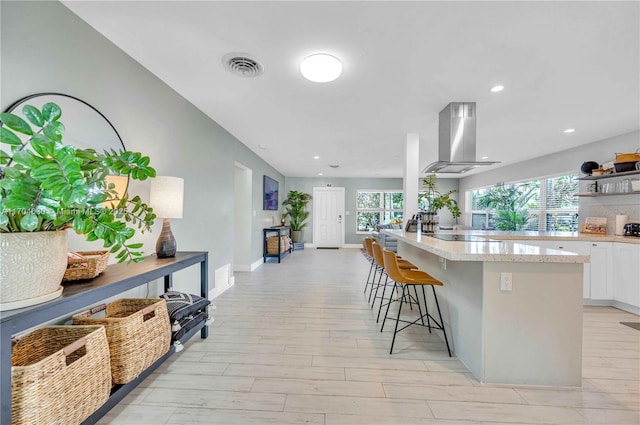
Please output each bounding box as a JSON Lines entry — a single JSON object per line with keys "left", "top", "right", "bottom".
{"left": 419, "top": 174, "right": 461, "bottom": 219}
{"left": 0, "top": 101, "right": 156, "bottom": 310}
{"left": 282, "top": 190, "right": 312, "bottom": 243}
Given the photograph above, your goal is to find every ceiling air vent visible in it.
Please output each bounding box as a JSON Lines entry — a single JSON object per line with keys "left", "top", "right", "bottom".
{"left": 222, "top": 53, "right": 264, "bottom": 78}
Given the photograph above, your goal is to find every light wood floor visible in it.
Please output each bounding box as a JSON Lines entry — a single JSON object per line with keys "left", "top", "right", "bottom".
{"left": 99, "top": 248, "right": 640, "bottom": 425}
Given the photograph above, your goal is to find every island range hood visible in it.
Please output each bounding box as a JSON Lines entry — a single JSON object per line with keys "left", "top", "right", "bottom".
{"left": 423, "top": 102, "right": 500, "bottom": 174}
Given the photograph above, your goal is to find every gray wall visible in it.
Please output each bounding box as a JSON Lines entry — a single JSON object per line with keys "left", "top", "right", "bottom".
{"left": 1, "top": 1, "right": 285, "bottom": 293}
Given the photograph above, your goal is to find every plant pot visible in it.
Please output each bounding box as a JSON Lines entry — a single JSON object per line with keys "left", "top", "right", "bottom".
{"left": 0, "top": 231, "right": 68, "bottom": 311}
{"left": 291, "top": 230, "right": 302, "bottom": 243}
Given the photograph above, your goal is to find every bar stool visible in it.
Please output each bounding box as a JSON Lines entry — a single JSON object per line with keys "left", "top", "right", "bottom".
{"left": 370, "top": 242, "right": 417, "bottom": 321}
{"left": 380, "top": 249, "right": 451, "bottom": 356}
{"left": 362, "top": 238, "right": 379, "bottom": 296}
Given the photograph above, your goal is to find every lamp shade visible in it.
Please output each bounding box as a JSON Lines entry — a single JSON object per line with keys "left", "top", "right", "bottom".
{"left": 102, "top": 175, "right": 129, "bottom": 207}
{"left": 150, "top": 176, "right": 184, "bottom": 219}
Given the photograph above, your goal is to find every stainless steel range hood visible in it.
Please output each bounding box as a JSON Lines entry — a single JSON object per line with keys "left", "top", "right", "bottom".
{"left": 423, "top": 102, "right": 499, "bottom": 174}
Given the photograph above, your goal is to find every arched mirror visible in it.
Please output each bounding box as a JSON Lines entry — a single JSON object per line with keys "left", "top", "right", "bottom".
{"left": 5, "top": 92, "right": 125, "bottom": 152}
{"left": 4, "top": 93, "right": 128, "bottom": 194}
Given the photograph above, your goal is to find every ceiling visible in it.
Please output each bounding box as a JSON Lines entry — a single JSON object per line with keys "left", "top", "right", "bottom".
{"left": 62, "top": 1, "right": 639, "bottom": 178}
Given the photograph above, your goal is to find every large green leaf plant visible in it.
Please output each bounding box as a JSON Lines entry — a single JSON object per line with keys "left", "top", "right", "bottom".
{"left": 419, "top": 174, "right": 461, "bottom": 219}
{"left": 0, "top": 102, "right": 156, "bottom": 262}
{"left": 282, "top": 190, "right": 312, "bottom": 231}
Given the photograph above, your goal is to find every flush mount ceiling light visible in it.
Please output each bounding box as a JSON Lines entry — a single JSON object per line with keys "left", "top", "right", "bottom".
{"left": 564, "top": 128, "right": 576, "bottom": 133}
{"left": 300, "top": 53, "right": 342, "bottom": 83}
{"left": 490, "top": 85, "right": 504, "bottom": 93}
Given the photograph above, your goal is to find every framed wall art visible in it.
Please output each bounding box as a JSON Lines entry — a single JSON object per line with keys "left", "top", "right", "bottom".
{"left": 263, "top": 175, "right": 278, "bottom": 210}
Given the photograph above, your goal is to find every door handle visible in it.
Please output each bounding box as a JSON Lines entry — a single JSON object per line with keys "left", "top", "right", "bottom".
{"left": 338, "top": 214, "right": 342, "bottom": 224}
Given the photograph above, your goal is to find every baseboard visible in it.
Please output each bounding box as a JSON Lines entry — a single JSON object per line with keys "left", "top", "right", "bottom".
{"left": 583, "top": 299, "right": 612, "bottom": 306}
{"left": 612, "top": 300, "right": 640, "bottom": 316}
{"left": 250, "top": 258, "right": 263, "bottom": 271}
{"left": 583, "top": 298, "right": 640, "bottom": 316}
{"left": 208, "top": 280, "right": 234, "bottom": 300}
{"left": 307, "top": 243, "right": 361, "bottom": 249}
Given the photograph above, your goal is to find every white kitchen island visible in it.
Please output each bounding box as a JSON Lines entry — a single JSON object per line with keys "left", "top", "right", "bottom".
{"left": 382, "top": 229, "right": 590, "bottom": 387}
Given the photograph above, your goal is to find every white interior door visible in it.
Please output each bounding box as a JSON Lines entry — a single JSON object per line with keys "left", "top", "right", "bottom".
{"left": 313, "top": 187, "right": 345, "bottom": 248}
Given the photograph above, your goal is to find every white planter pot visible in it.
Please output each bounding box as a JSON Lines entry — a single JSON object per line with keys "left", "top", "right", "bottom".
{"left": 0, "top": 231, "right": 67, "bottom": 311}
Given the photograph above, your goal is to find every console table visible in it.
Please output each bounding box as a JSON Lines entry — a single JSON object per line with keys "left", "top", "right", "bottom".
{"left": 0, "top": 251, "right": 208, "bottom": 424}
{"left": 263, "top": 226, "right": 292, "bottom": 263}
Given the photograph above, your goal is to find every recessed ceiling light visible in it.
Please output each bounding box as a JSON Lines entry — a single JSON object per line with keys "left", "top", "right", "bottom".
{"left": 318, "top": 173, "right": 323, "bottom": 176}
{"left": 490, "top": 85, "right": 504, "bottom": 93}
{"left": 258, "top": 144, "right": 267, "bottom": 149}
{"left": 300, "top": 54, "right": 342, "bottom": 83}
{"left": 313, "top": 155, "right": 320, "bottom": 159}
{"left": 564, "top": 128, "right": 576, "bottom": 133}
{"left": 482, "top": 156, "right": 489, "bottom": 160}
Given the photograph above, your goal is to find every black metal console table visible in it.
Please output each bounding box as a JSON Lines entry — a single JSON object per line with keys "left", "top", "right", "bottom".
{"left": 0, "top": 251, "right": 208, "bottom": 425}
{"left": 263, "top": 226, "right": 292, "bottom": 263}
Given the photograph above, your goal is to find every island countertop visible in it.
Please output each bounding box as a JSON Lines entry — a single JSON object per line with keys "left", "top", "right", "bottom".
{"left": 457, "top": 229, "right": 640, "bottom": 244}
{"left": 381, "top": 229, "right": 590, "bottom": 263}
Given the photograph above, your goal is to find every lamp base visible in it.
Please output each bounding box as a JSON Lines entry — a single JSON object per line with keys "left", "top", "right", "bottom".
{"left": 156, "top": 218, "right": 177, "bottom": 258}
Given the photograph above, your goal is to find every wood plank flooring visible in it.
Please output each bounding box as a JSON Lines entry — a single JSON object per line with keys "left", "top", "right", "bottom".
{"left": 98, "top": 248, "right": 640, "bottom": 424}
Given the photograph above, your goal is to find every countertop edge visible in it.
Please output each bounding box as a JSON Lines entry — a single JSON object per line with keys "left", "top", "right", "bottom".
{"left": 381, "top": 229, "right": 591, "bottom": 263}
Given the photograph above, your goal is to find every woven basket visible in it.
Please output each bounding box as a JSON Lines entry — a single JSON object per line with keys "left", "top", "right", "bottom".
{"left": 63, "top": 250, "right": 110, "bottom": 281}
{"left": 11, "top": 325, "right": 111, "bottom": 425}
{"left": 72, "top": 298, "right": 171, "bottom": 384}
{"left": 267, "top": 235, "right": 289, "bottom": 254}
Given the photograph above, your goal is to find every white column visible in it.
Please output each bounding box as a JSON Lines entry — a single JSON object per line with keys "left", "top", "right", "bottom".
{"left": 403, "top": 133, "right": 419, "bottom": 223}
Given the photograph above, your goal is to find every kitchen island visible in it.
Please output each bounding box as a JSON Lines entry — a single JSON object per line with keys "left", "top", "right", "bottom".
{"left": 382, "top": 229, "right": 589, "bottom": 387}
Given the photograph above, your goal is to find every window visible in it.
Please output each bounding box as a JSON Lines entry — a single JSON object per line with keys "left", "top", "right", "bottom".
{"left": 469, "top": 173, "right": 578, "bottom": 231}
{"left": 544, "top": 174, "right": 580, "bottom": 231}
{"left": 356, "top": 191, "right": 403, "bottom": 232}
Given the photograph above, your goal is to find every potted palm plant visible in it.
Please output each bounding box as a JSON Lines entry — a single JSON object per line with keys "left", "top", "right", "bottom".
{"left": 282, "top": 190, "right": 312, "bottom": 243}
{"left": 0, "top": 101, "right": 156, "bottom": 310}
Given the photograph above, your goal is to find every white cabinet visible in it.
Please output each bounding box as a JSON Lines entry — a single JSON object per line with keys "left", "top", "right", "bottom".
{"left": 588, "top": 242, "right": 613, "bottom": 300}
{"left": 612, "top": 243, "right": 640, "bottom": 309}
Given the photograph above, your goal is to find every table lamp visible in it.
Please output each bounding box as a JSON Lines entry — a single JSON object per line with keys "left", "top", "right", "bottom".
{"left": 150, "top": 176, "right": 184, "bottom": 258}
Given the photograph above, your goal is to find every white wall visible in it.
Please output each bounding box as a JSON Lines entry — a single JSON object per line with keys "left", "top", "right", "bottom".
{"left": 458, "top": 130, "right": 640, "bottom": 226}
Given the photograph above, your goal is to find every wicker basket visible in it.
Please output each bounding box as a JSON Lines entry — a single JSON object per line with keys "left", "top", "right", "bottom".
{"left": 266, "top": 235, "right": 290, "bottom": 254}
{"left": 63, "top": 250, "right": 110, "bottom": 281}
{"left": 72, "top": 298, "right": 171, "bottom": 384}
{"left": 11, "top": 325, "right": 111, "bottom": 425}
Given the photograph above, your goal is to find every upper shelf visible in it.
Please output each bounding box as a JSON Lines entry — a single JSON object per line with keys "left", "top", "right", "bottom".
{"left": 575, "top": 191, "right": 640, "bottom": 197}
{"left": 577, "top": 170, "right": 640, "bottom": 180}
